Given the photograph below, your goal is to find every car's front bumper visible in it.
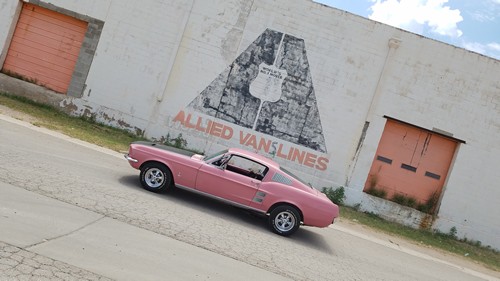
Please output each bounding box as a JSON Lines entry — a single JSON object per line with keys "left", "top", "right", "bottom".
{"left": 124, "top": 154, "right": 138, "bottom": 163}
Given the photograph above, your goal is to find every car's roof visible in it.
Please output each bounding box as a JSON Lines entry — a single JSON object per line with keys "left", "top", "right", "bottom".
{"left": 228, "top": 148, "right": 280, "bottom": 169}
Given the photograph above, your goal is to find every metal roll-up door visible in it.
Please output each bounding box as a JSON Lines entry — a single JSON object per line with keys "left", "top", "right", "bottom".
{"left": 2, "top": 3, "right": 87, "bottom": 94}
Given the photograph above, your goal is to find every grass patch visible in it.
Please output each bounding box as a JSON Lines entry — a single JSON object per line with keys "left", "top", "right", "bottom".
{"left": 1, "top": 92, "right": 499, "bottom": 272}
{"left": 0, "top": 93, "right": 146, "bottom": 152}
{"left": 340, "top": 206, "right": 500, "bottom": 271}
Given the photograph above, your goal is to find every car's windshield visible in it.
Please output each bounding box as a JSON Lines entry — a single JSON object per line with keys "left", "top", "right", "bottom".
{"left": 203, "top": 149, "right": 228, "bottom": 162}
{"left": 280, "top": 167, "right": 313, "bottom": 189}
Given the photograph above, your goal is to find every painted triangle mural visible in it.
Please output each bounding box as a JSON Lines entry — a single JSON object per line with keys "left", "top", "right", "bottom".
{"left": 188, "top": 28, "right": 327, "bottom": 153}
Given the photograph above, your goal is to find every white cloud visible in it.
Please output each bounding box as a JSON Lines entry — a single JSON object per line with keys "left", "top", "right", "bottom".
{"left": 368, "top": 0, "right": 463, "bottom": 38}
{"left": 462, "top": 41, "right": 500, "bottom": 60}
{"left": 487, "top": 42, "right": 500, "bottom": 52}
{"left": 463, "top": 42, "right": 487, "bottom": 54}
{"left": 470, "top": 11, "right": 494, "bottom": 22}
{"left": 470, "top": 0, "right": 500, "bottom": 22}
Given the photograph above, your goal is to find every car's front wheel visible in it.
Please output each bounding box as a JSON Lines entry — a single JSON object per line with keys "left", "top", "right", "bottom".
{"left": 140, "top": 162, "right": 172, "bottom": 193}
{"left": 269, "top": 205, "right": 301, "bottom": 236}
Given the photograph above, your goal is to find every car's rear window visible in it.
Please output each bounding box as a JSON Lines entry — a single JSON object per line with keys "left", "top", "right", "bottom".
{"left": 280, "top": 167, "right": 312, "bottom": 188}
{"left": 271, "top": 172, "right": 293, "bottom": 186}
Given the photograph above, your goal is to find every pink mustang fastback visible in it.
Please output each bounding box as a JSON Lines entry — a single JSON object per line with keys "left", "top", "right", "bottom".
{"left": 125, "top": 141, "right": 339, "bottom": 236}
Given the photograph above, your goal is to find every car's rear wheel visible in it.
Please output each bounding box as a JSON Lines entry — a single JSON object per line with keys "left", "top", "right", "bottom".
{"left": 269, "top": 205, "right": 301, "bottom": 236}
{"left": 140, "top": 162, "right": 172, "bottom": 193}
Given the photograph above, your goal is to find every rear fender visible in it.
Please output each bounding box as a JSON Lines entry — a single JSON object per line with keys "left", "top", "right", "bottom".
{"left": 267, "top": 202, "right": 304, "bottom": 222}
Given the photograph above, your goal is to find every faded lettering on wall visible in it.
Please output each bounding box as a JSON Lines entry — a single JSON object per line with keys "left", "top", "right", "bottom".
{"left": 173, "top": 110, "right": 329, "bottom": 171}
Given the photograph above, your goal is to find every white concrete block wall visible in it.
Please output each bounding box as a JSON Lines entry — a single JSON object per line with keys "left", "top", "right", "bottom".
{"left": 39, "top": 0, "right": 111, "bottom": 19}
{"left": 82, "top": 0, "right": 194, "bottom": 124}
{"left": 0, "top": 1, "right": 20, "bottom": 67}
{"left": 41, "top": 0, "right": 195, "bottom": 128}
{"left": 435, "top": 145, "right": 500, "bottom": 249}
{"left": 151, "top": 0, "right": 254, "bottom": 120}
{"left": 0, "top": 0, "right": 498, "bottom": 249}
{"left": 355, "top": 33, "right": 500, "bottom": 248}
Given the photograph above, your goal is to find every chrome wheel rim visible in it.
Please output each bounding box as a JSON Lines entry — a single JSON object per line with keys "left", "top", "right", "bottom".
{"left": 144, "top": 168, "right": 164, "bottom": 188}
{"left": 274, "top": 211, "right": 295, "bottom": 232}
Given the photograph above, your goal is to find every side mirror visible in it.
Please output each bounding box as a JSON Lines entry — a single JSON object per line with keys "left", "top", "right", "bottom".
{"left": 218, "top": 154, "right": 231, "bottom": 170}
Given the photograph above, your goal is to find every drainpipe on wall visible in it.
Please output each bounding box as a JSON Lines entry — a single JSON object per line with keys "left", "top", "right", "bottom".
{"left": 366, "top": 38, "right": 401, "bottom": 123}
{"left": 0, "top": 2, "right": 23, "bottom": 69}
{"left": 345, "top": 38, "right": 401, "bottom": 186}
{"left": 156, "top": 0, "right": 195, "bottom": 102}
{"left": 143, "top": 0, "right": 195, "bottom": 136}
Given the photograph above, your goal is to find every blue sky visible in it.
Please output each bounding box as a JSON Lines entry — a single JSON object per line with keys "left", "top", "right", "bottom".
{"left": 314, "top": 0, "right": 500, "bottom": 60}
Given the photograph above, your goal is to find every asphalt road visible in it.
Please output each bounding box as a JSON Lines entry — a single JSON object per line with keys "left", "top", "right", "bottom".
{"left": 0, "top": 114, "right": 498, "bottom": 281}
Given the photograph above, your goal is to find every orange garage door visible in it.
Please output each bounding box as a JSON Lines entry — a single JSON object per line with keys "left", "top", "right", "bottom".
{"left": 2, "top": 3, "right": 87, "bottom": 94}
{"left": 364, "top": 119, "right": 458, "bottom": 205}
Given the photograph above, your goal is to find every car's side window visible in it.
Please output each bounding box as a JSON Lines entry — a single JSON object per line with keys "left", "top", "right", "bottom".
{"left": 225, "top": 155, "right": 268, "bottom": 180}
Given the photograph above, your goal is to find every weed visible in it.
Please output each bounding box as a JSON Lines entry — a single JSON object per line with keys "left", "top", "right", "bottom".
{"left": 391, "top": 193, "right": 417, "bottom": 208}
{"left": 391, "top": 193, "right": 406, "bottom": 204}
{"left": 321, "top": 186, "right": 345, "bottom": 205}
{"left": 365, "top": 186, "right": 387, "bottom": 199}
{"left": 163, "top": 133, "right": 188, "bottom": 149}
{"left": 364, "top": 211, "right": 382, "bottom": 219}
{"left": 159, "top": 133, "right": 204, "bottom": 154}
{"left": 2, "top": 69, "right": 43, "bottom": 87}
{"left": 449, "top": 226, "right": 458, "bottom": 239}
{"left": 417, "top": 192, "right": 440, "bottom": 214}
{"left": 353, "top": 203, "right": 361, "bottom": 211}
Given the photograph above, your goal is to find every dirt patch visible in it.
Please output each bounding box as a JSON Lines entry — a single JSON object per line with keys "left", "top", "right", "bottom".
{"left": 0, "top": 104, "right": 41, "bottom": 124}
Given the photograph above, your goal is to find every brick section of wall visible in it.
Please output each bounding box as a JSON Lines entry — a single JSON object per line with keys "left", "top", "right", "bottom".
{"left": 67, "top": 20, "right": 104, "bottom": 98}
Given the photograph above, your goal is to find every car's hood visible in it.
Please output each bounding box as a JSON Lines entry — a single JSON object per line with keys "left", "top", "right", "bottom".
{"left": 132, "top": 141, "right": 197, "bottom": 157}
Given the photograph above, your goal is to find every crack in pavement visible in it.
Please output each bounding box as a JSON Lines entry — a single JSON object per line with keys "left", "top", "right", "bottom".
{"left": 24, "top": 216, "right": 106, "bottom": 251}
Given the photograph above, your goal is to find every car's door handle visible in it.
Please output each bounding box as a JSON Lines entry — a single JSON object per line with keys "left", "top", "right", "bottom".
{"left": 250, "top": 180, "right": 260, "bottom": 186}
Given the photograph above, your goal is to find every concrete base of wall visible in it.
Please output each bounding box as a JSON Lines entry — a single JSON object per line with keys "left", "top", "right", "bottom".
{"left": 358, "top": 193, "right": 429, "bottom": 229}
{"left": 0, "top": 73, "right": 67, "bottom": 110}
{"left": 342, "top": 186, "right": 430, "bottom": 230}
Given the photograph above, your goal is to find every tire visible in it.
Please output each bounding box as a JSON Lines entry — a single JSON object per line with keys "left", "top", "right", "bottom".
{"left": 139, "top": 162, "right": 172, "bottom": 193}
{"left": 269, "top": 205, "right": 301, "bottom": 236}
